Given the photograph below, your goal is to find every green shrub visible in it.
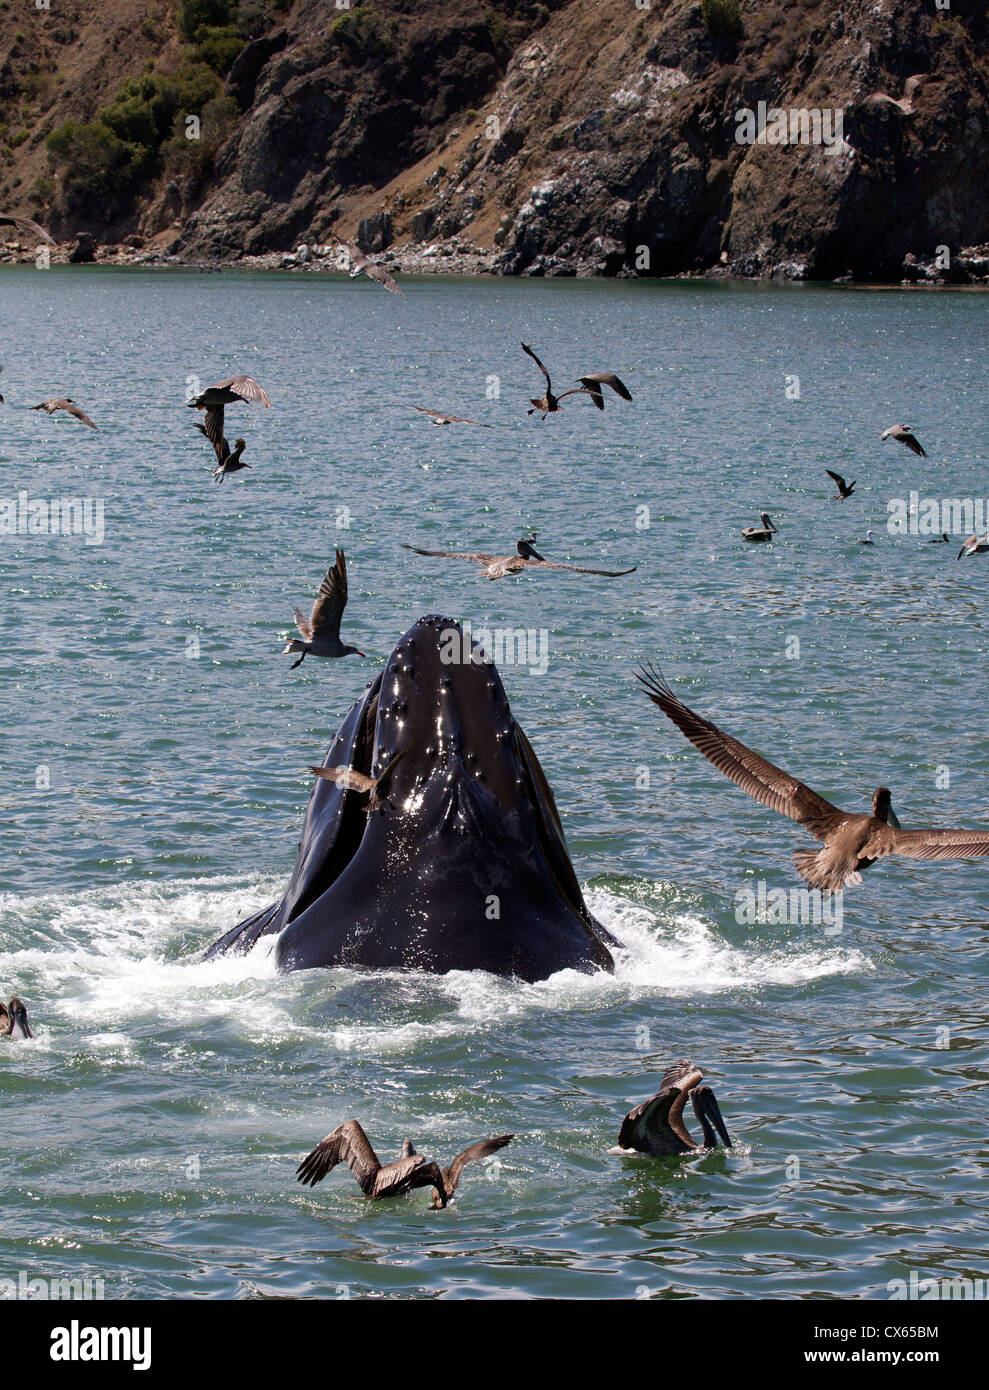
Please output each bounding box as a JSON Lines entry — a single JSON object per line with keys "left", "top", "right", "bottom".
{"left": 331, "top": 6, "right": 395, "bottom": 60}
{"left": 701, "top": 0, "right": 744, "bottom": 39}
{"left": 177, "top": 0, "right": 234, "bottom": 42}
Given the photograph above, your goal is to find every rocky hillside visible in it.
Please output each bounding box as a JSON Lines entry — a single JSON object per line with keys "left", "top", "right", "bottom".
{"left": 2, "top": 0, "right": 988, "bottom": 280}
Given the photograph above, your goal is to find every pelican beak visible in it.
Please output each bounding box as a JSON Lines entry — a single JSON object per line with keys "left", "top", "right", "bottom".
{"left": 887, "top": 806, "right": 901, "bottom": 830}
{"left": 693, "top": 1087, "right": 732, "bottom": 1148}
{"left": 10, "top": 1006, "right": 33, "bottom": 1040}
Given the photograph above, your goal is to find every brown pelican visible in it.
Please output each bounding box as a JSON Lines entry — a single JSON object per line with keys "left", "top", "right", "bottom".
{"left": 282, "top": 550, "right": 366, "bottom": 668}
{"left": 881, "top": 424, "right": 927, "bottom": 457}
{"left": 401, "top": 534, "right": 636, "bottom": 581}
{"left": 521, "top": 344, "right": 630, "bottom": 419}
{"left": 741, "top": 513, "right": 778, "bottom": 542}
{"left": 0, "top": 997, "right": 33, "bottom": 1040}
{"left": 412, "top": 406, "right": 493, "bottom": 428}
{"left": 0, "top": 212, "right": 54, "bottom": 244}
{"left": 610, "top": 1060, "right": 732, "bottom": 1157}
{"left": 29, "top": 398, "right": 98, "bottom": 429}
{"left": 957, "top": 533, "right": 989, "bottom": 560}
{"left": 308, "top": 744, "right": 412, "bottom": 813}
{"left": 826, "top": 468, "right": 856, "bottom": 499}
{"left": 330, "top": 234, "right": 405, "bottom": 296}
{"left": 636, "top": 663, "right": 989, "bottom": 893}
{"left": 574, "top": 373, "right": 633, "bottom": 410}
{"left": 188, "top": 375, "right": 269, "bottom": 467}
{"left": 296, "top": 1120, "right": 512, "bottom": 1208}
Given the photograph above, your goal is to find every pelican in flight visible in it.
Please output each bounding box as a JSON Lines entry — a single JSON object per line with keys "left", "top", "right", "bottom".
{"left": 0, "top": 212, "right": 54, "bottom": 244}
{"left": 742, "top": 512, "right": 777, "bottom": 542}
{"left": 296, "top": 1120, "right": 512, "bottom": 1209}
{"left": 308, "top": 744, "right": 413, "bottom": 813}
{"left": 401, "top": 534, "right": 636, "bottom": 581}
{"left": 0, "top": 997, "right": 33, "bottom": 1040}
{"left": 412, "top": 406, "right": 493, "bottom": 428}
{"left": 283, "top": 550, "right": 366, "bottom": 668}
{"left": 881, "top": 424, "right": 927, "bottom": 457}
{"left": 521, "top": 343, "right": 631, "bottom": 418}
{"left": 188, "top": 374, "right": 269, "bottom": 470}
{"left": 29, "top": 398, "right": 98, "bottom": 429}
{"left": 610, "top": 1060, "right": 732, "bottom": 1157}
{"left": 957, "top": 533, "right": 989, "bottom": 560}
{"left": 826, "top": 468, "right": 856, "bottom": 499}
{"left": 330, "top": 233, "right": 404, "bottom": 295}
{"left": 636, "top": 664, "right": 989, "bottom": 894}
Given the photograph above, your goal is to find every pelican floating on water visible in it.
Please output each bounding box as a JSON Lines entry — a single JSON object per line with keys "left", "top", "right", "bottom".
{"left": 0, "top": 997, "right": 33, "bottom": 1040}
{"left": 401, "top": 534, "right": 636, "bottom": 581}
{"left": 296, "top": 1120, "right": 512, "bottom": 1208}
{"left": 636, "top": 664, "right": 989, "bottom": 893}
{"left": 610, "top": 1060, "right": 732, "bottom": 1157}
{"left": 282, "top": 550, "right": 366, "bottom": 667}
{"left": 742, "top": 512, "right": 777, "bottom": 542}
{"left": 860, "top": 530, "right": 875, "bottom": 545}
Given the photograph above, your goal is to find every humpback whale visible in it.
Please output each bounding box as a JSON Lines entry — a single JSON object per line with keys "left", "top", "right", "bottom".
{"left": 205, "top": 615, "right": 616, "bottom": 980}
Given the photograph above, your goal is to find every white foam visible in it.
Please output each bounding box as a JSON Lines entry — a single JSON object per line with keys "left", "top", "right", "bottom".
{"left": 0, "top": 877, "right": 870, "bottom": 1054}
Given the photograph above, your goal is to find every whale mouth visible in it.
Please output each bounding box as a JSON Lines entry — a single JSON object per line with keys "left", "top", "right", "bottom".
{"left": 205, "top": 615, "right": 615, "bottom": 981}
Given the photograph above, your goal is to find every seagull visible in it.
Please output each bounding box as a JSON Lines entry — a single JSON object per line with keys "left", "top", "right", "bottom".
{"left": 411, "top": 406, "right": 493, "bottom": 428}
{"left": 296, "top": 1120, "right": 512, "bottom": 1209}
{"left": 188, "top": 374, "right": 269, "bottom": 465}
{"left": 308, "top": 744, "right": 413, "bottom": 813}
{"left": 0, "top": 997, "right": 33, "bottom": 1040}
{"left": 881, "top": 424, "right": 927, "bottom": 457}
{"left": 282, "top": 550, "right": 366, "bottom": 667}
{"left": 573, "top": 372, "right": 633, "bottom": 411}
{"left": 826, "top": 468, "right": 856, "bottom": 499}
{"left": 742, "top": 512, "right": 778, "bottom": 542}
{"left": 957, "top": 533, "right": 989, "bottom": 560}
{"left": 0, "top": 212, "right": 54, "bottom": 244}
{"left": 330, "top": 233, "right": 404, "bottom": 296}
{"left": 401, "top": 534, "right": 637, "bottom": 581}
{"left": 609, "top": 1060, "right": 732, "bottom": 1157}
{"left": 636, "top": 663, "right": 989, "bottom": 894}
{"left": 860, "top": 530, "right": 875, "bottom": 545}
{"left": 29, "top": 398, "right": 98, "bottom": 429}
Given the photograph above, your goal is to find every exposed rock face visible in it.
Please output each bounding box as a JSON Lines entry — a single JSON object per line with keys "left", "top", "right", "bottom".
{"left": 1, "top": 0, "right": 987, "bottom": 279}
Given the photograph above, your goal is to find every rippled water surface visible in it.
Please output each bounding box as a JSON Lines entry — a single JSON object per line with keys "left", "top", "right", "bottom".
{"left": 1, "top": 268, "right": 987, "bottom": 1298}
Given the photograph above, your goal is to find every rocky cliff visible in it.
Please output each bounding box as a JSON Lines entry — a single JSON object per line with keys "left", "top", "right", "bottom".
{"left": 2, "top": 0, "right": 988, "bottom": 280}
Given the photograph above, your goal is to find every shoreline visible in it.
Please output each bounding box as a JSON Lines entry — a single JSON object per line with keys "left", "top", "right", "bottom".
{"left": 2, "top": 236, "right": 988, "bottom": 289}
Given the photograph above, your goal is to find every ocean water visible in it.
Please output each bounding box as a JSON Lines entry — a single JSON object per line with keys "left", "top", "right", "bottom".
{"left": 0, "top": 267, "right": 987, "bottom": 1300}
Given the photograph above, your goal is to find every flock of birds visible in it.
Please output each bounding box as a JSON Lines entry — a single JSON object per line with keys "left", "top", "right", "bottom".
{"left": 4, "top": 212, "right": 988, "bottom": 1211}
